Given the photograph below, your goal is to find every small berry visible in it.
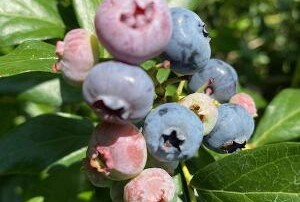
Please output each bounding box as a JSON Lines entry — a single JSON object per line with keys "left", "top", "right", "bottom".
{"left": 204, "top": 103, "right": 254, "bottom": 153}
{"left": 53, "top": 29, "right": 99, "bottom": 86}
{"left": 230, "top": 92, "right": 258, "bottom": 117}
{"left": 179, "top": 93, "right": 218, "bottom": 135}
{"left": 87, "top": 122, "right": 147, "bottom": 180}
{"left": 83, "top": 61, "right": 154, "bottom": 122}
{"left": 95, "top": 0, "right": 172, "bottom": 64}
{"left": 143, "top": 103, "right": 203, "bottom": 162}
{"left": 188, "top": 58, "right": 238, "bottom": 102}
{"left": 163, "top": 7, "right": 211, "bottom": 75}
{"left": 123, "top": 168, "right": 176, "bottom": 202}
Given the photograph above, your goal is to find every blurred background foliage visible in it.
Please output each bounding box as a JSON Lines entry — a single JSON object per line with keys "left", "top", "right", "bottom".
{"left": 193, "top": 0, "right": 300, "bottom": 100}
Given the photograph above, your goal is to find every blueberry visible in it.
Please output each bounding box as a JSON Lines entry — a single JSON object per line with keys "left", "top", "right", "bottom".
{"left": 230, "top": 92, "right": 258, "bottom": 117}
{"left": 83, "top": 61, "right": 154, "bottom": 122}
{"left": 143, "top": 103, "right": 203, "bottom": 162}
{"left": 179, "top": 93, "right": 218, "bottom": 135}
{"left": 188, "top": 58, "right": 238, "bottom": 103}
{"left": 87, "top": 122, "right": 147, "bottom": 180}
{"left": 204, "top": 103, "right": 255, "bottom": 153}
{"left": 94, "top": 0, "right": 172, "bottom": 64}
{"left": 53, "top": 29, "right": 99, "bottom": 86}
{"left": 123, "top": 168, "right": 176, "bottom": 202}
{"left": 162, "top": 7, "right": 211, "bottom": 75}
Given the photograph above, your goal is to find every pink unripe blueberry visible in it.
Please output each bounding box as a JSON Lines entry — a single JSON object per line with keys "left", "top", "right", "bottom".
{"left": 94, "top": 0, "right": 172, "bottom": 64}
{"left": 87, "top": 122, "right": 147, "bottom": 181}
{"left": 53, "top": 29, "right": 99, "bottom": 85}
{"left": 124, "top": 168, "right": 176, "bottom": 202}
{"left": 230, "top": 92, "right": 258, "bottom": 117}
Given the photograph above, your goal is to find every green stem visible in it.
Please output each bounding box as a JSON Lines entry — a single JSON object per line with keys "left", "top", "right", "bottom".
{"left": 195, "top": 78, "right": 214, "bottom": 94}
{"left": 181, "top": 162, "right": 197, "bottom": 202}
{"left": 196, "top": 82, "right": 208, "bottom": 93}
{"left": 164, "top": 76, "right": 189, "bottom": 86}
{"left": 176, "top": 80, "right": 186, "bottom": 96}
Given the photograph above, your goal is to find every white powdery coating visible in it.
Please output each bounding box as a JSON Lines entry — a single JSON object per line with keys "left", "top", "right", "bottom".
{"left": 83, "top": 61, "right": 154, "bottom": 121}
{"left": 95, "top": 0, "right": 172, "bottom": 64}
{"left": 179, "top": 93, "right": 218, "bottom": 135}
{"left": 124, "top": 168, "right": 176, "bottom": 202}
{"left": 230, "top": 93, "right": 258, "bottom": 117}
{"left": 55, "top": 29, "right": 99, "bottom": 85}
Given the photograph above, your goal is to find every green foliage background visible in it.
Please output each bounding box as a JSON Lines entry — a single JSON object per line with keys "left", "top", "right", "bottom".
{"left": 0, "top": 0, "right": 299, "bottom": 201}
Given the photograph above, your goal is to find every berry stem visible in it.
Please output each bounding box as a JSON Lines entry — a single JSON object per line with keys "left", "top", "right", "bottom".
{"left": 181, "top": 162, "right": 197, "bottom": 202}
{"left": 195, "top": 83, "right": 207, "bottom": 93}
{"left": 196, "top": 78, "right": 214, "bottom": 94}
{"left": 181, "top": 162, "right": 192, "bottom": 184}
{"left": 164, "top": 76, "right": 190, "bottom": 85}
{"left": 176, "top": 80, "right": 186, "bottom": 96}
{"left": 245, "top": 143, "right": 256, "bottom": 149}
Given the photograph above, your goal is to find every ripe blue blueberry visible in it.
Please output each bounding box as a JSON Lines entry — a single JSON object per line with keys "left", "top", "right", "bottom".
{"left": 188, "top": 58, "right": 238, "bottom": 103}
{"left": 162, "top": 7, "right": 211, "bottom": 75}
{"left": 203, "top": 103, "right": 255, "bottom": 153}
{"left": 83, "top": 61, "right": 154, "bottom": 122}
{"left": 143, "top": 103, "right": 203, "bottom": 162}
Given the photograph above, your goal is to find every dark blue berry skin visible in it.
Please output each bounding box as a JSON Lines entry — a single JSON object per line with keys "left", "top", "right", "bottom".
{"left": 83, "top": 61, "right": 154, "bottom": 122}
{"left": 162, "top": 7, "right": 211, "bottom": 75}
{"left": 188, "top": 58, "right": 238, "bottom": 103}
{"left": 143, "top": 103, "right": 203, "bottom": 162}
{"left": 203, "top": 103, "right": 254, "bottom": 153}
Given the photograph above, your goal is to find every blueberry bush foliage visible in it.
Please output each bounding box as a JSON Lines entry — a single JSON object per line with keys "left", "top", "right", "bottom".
{"left": 0, "top": 0, "right": 299, "bottom": 201}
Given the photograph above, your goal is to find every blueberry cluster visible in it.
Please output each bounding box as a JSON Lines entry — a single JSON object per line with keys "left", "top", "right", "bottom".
{"left": 53, "top": 0, "right": 257, "bottom": 201}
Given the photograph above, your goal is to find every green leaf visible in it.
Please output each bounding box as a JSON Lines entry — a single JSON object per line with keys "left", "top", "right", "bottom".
{"left": 0, "top": 175, "right": 39, "bottom": 202}
{"left": 0, "top": 41, "right": 56, "bottom": 77}
{"left": 191, "top": 143, "right": 300, "bottom": 202}
{"left": 156, "top": 68, "right": 171, "bottom": 84}
{"left": 165, "top": 84, "right": 177, "bottom": 97}
{"left": 25, "top": 162, "right": 111, "bottom": 202}
{"left": 0, "top": 99, "right": 19, "bottom": 136}
{"left": 0, "top": 72, "right": 83, "bottom": 106}
{"left": 185, "top": 146, "right": 216, "bottom": 174}
{"left": 141, "top": 60, "right": 156, "bottom": 71}
{"left": 43, "top": 147, "right": 86, "bottom": 176}
{"left": 0, "top": 0, "right": 65, "bottom": 47}
{"left": 0, "top": 114, "right": 93, "bottom": 175}
{"left": 72, "top": 0, "right": 103, "bottom": 33}
{"left": 250, "top": 89, "right": 300, "bottom": 146}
